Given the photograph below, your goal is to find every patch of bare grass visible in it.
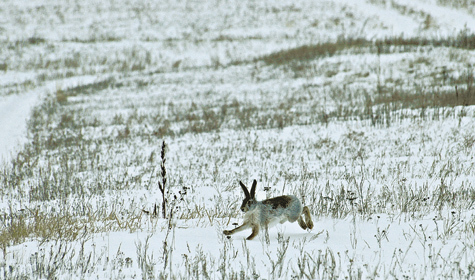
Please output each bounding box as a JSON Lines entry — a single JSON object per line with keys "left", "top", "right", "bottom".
{"left": 256, "top": 30, "right": 475, "bottom": 66}
{"left": 256, "top": 37, "right": 369, "bottom": 65}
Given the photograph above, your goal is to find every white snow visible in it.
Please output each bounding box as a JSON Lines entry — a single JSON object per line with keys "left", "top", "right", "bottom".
{"left": 1, "top": 0, "right": 475, "bottom": 278}
{"left": 396, "top": 0, "right": 475, "bottom": 33}
{"left": 0, "top": 92, "right": 36, "bottom": 162}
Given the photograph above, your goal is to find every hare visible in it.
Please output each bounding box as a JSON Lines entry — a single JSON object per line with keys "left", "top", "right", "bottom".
{"left": 223, "top": 180, "right": 314, "bottom": 240}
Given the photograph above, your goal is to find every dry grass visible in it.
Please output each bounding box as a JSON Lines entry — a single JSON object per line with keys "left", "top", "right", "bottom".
{"left": 255, "top": 30, "right": 475, "bottom": 67}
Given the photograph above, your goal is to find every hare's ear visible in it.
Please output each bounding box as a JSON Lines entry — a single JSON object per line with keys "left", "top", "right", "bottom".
{"left": 239, "top": 181, "right": 250, "bottom": 198}
{"left": 250, "top": 180, "right": 257, "bottom": 199}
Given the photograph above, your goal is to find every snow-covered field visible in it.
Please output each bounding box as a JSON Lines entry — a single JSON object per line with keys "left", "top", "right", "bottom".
{"left": 1, "top": 0, "right": 475, "bottom": 279}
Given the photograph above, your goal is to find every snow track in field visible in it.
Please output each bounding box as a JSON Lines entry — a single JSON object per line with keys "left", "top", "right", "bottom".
{"left": 394, "top": 0, "right": 475, "bottom": 34}
{"left": 0, "top": 76, "right": 98, "bottom": 164}
{"left": 338, "top": 0, "right": 421, "bottom": 37}
{"left": 338, "top": 0, "right": 475, "bottom": 37}
{"left": 0, "top": 90, "right": 37, "bottom": 163}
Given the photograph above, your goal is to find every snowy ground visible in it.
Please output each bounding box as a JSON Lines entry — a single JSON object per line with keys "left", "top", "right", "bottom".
{"left": 1, "top": 0, "right": 475, "bottom": 279}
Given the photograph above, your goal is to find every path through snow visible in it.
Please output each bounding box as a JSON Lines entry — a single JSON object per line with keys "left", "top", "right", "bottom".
{"left": 0, "top": 76, "right": 98, "bottom": 164}
{"left": 0, "top": 90, "right": 39, "bottom": 163}
{"left": 338, "top": 0, "right": 475, "bottom": 37}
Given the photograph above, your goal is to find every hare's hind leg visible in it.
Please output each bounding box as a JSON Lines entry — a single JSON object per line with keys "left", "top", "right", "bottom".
{"left": 302, "top": 206, "right": 314, "bottom": 230}
{"left": 297, "top": 216, "right": 308, "bottom": 230}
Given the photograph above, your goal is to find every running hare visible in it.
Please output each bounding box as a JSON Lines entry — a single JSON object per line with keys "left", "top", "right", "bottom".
{"left": 223, "top": 180, "right": 314, "bottom": 240}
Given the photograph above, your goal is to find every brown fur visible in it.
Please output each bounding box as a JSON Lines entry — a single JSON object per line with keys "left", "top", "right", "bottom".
{"left": 262, "top": 196, "right": 292, "bottom": 209}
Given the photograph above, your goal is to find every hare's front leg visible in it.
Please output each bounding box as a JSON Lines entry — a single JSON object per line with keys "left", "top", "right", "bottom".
{"left": 223, "top": 222, "right": 250, "bottom": 236}
{"left": 246, "top": 224, "right": 260, "bottom": 240}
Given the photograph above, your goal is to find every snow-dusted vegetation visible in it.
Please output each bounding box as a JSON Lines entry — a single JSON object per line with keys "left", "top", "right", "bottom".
{"left": 1, "top": 0, "right": 475, "bottom": 278}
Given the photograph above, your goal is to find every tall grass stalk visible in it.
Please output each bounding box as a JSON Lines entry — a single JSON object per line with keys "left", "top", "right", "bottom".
{"left": 158, "top": 141, "right": 168, "bottom": 219}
